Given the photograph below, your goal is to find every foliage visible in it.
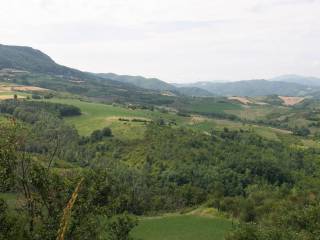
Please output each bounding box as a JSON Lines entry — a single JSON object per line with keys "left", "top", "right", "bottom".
{"left": 106, "top": 214, "right": 138, "bottom": 240}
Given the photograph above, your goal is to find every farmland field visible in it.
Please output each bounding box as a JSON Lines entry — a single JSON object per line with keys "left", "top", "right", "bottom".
{"left": 132, "top": 214, "right": 233, "bottom": 240}
{"left": 178, "top": 98, "right": 242, "bottom": 114}
{"left": 44, "top": 98, "right": 299, "bottom": 142}
{"left": 43, "top": 98, "right": 320, "bottom": 149}
{"left": 45, "top": 98, "right": 187, "bottom": 138}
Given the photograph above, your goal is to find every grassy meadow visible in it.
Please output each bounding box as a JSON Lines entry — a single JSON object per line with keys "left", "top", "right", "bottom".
{"left": 132, "top": 214, "right": 233, "bottom": 240}
{"left": 44, "top": 98, "right": 301, "bottom": 142}
{"left": 42, "top": 98, "right": 320, "bottom": 149}
{"left": 45, "top": 98, "right": 187, "bottom": 138}
{"left": 178, "top": 98, "right": 242, "bottom": 114}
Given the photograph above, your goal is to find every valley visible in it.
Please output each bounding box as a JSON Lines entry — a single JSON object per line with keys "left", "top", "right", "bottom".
{"left": 1, "top": 44, "right": 320, "bottom": 240}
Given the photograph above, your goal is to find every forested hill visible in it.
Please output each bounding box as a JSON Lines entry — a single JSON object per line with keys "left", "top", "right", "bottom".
{"left": 0, "top": 44, "right": 97, "bottom": 80}
{"left": 97, "top": 73, "right": 214, "bottom": 96}
{"left": 97, "top": 73, "right": 176, "bottom": 91}
{"left": 176, "top": 79, "right": 318, "bottom": 96}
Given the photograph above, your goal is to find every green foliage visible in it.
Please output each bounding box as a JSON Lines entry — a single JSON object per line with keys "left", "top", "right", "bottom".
{"left": 0, "top": 99, "right": 81, "bottom": 124}
{"left": 293, "top": 126, "right": 311, "bottom": 136}
{"left": 31, "top": 94, "right": 41, "bottom": 99}
{"left": 90, "top": 127, "right": 112, "bottom": 142}
{"left": 106, "top": 214, "right": 138, "bottom": 240}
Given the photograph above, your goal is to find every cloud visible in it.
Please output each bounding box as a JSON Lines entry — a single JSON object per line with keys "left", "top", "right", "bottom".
{"left": 1, "top": 0, "right": 320, "bottom": 82}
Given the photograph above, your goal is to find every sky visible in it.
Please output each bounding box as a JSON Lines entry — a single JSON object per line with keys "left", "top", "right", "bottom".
{"left": 0, "top": 0, "right": 320, "bottom": 83}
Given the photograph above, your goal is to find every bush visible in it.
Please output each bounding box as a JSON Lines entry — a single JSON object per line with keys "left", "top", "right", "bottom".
{"left": 31, "top": 94, "right": 41, "bottom": 99}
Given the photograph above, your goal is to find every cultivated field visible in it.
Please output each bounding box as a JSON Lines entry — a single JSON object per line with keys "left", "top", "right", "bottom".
{"left": 228, "top": 96, "right": 252, "bottom": 105}
{"left": 0, "top": 84, "right": 48, "bottom": 92}
{"left": 0, "top": 94, "right": 26, "bottom": 100}
{"left": 279, "top": 96, "right": 305, "bottom": 106}
{"left": 42, "top": 98, "right": 320, "bottom": 149}
{"left": 45, "top": 98, "right": 187, "bottom": 138}
{"left": 178, "top": 98, "right": 242, "bottom": 114}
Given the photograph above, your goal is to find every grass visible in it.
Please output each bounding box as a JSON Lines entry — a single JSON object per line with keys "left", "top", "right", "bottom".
{"left": 0, "top": 91, "right": 29, "bottom": 100}
{"left": 43, "top": 98, "right": 295, "bottom": 142}
{"left": 132, "top": 214, "right": 233, "bottom": 240}
{"left": 181, "top": 98, "right": 242, "bottom": 114}
{"left": 44, "top": 98, "right": 187, "bottom": 138}
{"left": 0, "top": 115, "right": 8, "bottom": 123}
{"left": 41, "top": 98, "right": 320, "bottom": 148}
{"left": 189, "top": 118, "right": 291, "bottom": 141}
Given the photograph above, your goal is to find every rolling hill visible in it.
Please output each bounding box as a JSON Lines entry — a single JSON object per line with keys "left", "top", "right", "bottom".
{"left": 271, "top": 74, "right": 320, "bottom": 86}
{"left": 97, "top": 73, "right": 176, "bottom": 91}
{"left": 0, "top": 44, "right": 97, "bottom": 80}
{"left": 176, "top": 79, "right": 318, "bottom": 97}
{"left": 2, "top": 44, "right": 319, "bottom": 99}
{"left": 0, "top": 44, "right": 213, "bottom": 99}
{"left": 97, "top": 73, "right": 214, "bottom": 97}
{"left": 0, "top": 44, "right": 178, "bottom": 104}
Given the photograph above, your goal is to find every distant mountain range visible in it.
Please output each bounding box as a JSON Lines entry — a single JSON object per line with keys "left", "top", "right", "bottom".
{"left": 97, "top": 73, "right": 213, "bottom": 97}
{"left": 1, "top": 43, "right": 320, "bottom": 98}
{"left": 270, "top": 74, "right": 320, "bottom": 87}
{"left": 174, "top": 78, "right": 318, "bottom": 97}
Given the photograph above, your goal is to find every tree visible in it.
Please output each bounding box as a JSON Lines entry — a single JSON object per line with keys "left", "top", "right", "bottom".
{"left": 107, "top": 214, "right": 138, "bottom": 240}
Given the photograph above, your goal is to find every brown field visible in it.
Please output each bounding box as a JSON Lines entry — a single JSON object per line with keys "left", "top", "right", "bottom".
{"left": 0, "top": 84, "right": 48, "bottom": 92}
{"left": 0, "top": 95, "right": 26, "bottom": 100}
{"left": 279, "top": 96, "right": 305, "bottom": 106}
{"left": 228, "top": 96, "right": 252, "bottom": 105}
{"left": 11, "top": 86, "right": 48, "bottom": 91}
{"left": 189, "top": 115, "right": 208, "bottom": 124}
{"left": 161, "top": 92, "right": 176, "bottom": 97}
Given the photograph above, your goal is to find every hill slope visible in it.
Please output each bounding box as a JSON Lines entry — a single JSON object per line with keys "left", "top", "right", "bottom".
{"left": 177, "top": 79, "right": 317, "bottom": 96}
{"left": 271, "top": 74, "right": 320, "bottom": 86}
{"left": 0, "top": 44, "right": 177, "bottom": 104}
{"left": 98, "top": 73, "right": 176, "bottom": 91}
{"left": 0, "top": 44, "right": 96, "bottom": 79}
{"left": 98, "top": 73, "right": 213, "bottom": 96}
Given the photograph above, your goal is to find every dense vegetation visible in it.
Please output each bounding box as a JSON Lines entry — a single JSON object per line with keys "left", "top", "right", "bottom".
{"left": 1, "top": 99, "right": 320, "bottom": 239}
{"left": 1, "top": 44, "right": 320, "bottom": 240}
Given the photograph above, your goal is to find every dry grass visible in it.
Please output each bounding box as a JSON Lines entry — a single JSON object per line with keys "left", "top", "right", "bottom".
{"left": 189, "top": 115, "right": 208, "bottom": 124}
{"left": 0, "top": 84, "right": 48, "bottom": 92}
{"left": 12, "top": 86, "right": 48, "bottom": 91}
{"left": 228, "top": 96, "right": 252, "bottom": 105}
{"left": 0, "top": 95, "right": 26, "bottom": 100}
{"left": 279, "top": 96, "right": 305, "bottom": 106}
{"left": 56, "top": 178, "right": 84, "bottom": 240}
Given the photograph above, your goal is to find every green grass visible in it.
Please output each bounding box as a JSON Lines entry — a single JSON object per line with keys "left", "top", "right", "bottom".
{"left": 0, "top": 115, "right": 7, "bottom": 123}
{"left": 44, "top": 98, "right": 295, "bottom": 142}
{"left": 132, "top": 215, "right": 233, "bottom": 240}
{"left": 44, "top": 98, "right": 187, "bottom": 138}
{"left": 0, "top": 91, "right": 29, "bottom": 99}
{"left": 181, "top": 98, "right": 242, "bottom": 114}
{"left": 42, "top": 98, "right": 320, "bottom": 147}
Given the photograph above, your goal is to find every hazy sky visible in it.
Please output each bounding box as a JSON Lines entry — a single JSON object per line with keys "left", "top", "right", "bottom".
{"left": 1, "top": 0, "right": 320, "bottom": 83}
